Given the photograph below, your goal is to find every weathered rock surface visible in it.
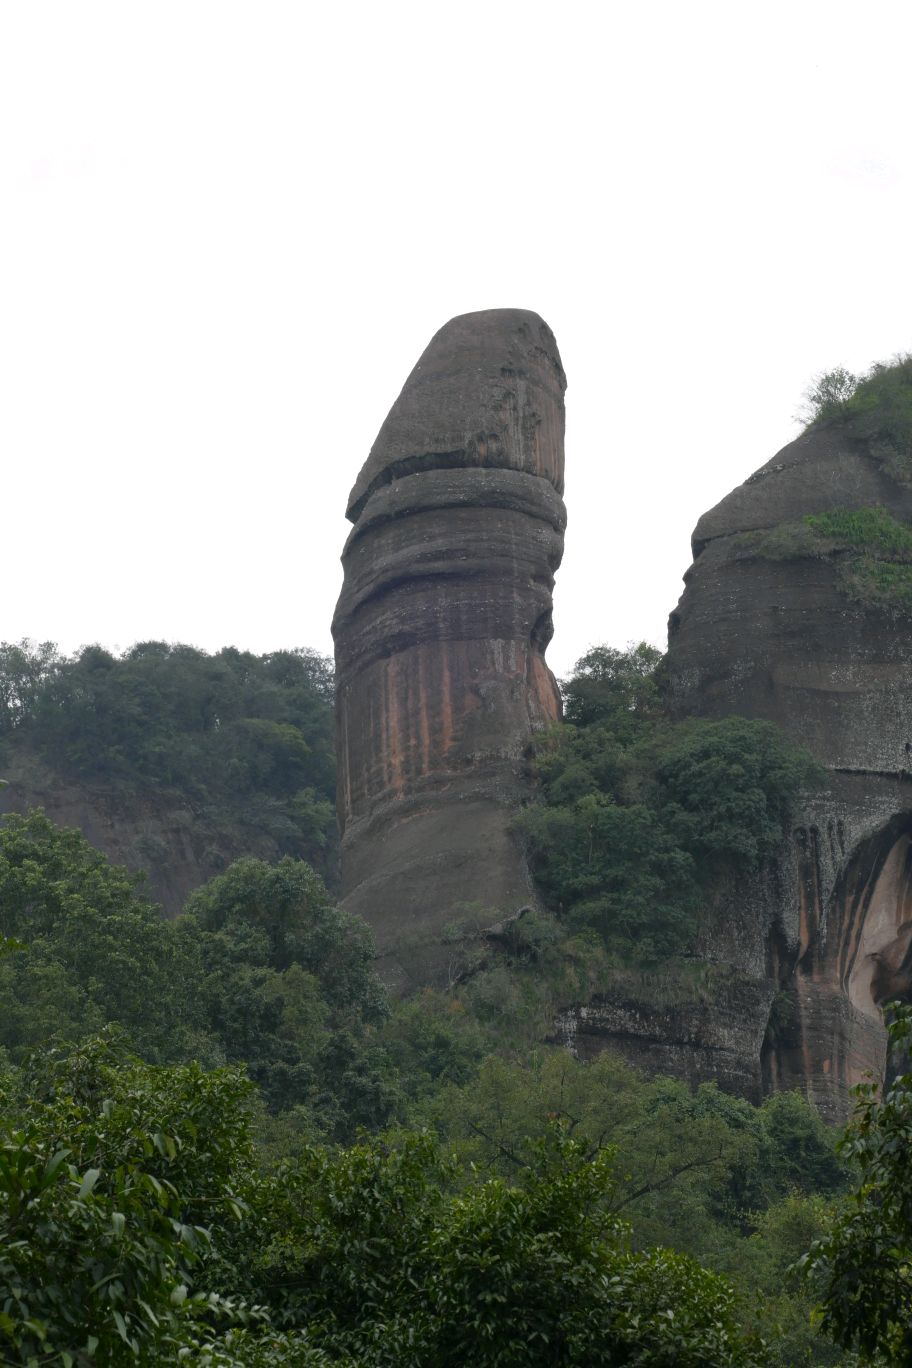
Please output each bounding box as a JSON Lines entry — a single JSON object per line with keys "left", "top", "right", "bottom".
{"left": 0, "top": 771, "right": 223, "bottom": 918}
{"left": 664, "top": 422, "right": 912, "bottom": 1118}
{"left": 553, "top": 962, "right": 775, "bottom": 1101}
{"left": 332, "top": 309, "right": 566, "bottom": 988}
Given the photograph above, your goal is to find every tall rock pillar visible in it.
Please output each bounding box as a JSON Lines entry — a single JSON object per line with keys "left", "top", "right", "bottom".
{"left": 332, "top": 309, "right": 567, "bottom": 988}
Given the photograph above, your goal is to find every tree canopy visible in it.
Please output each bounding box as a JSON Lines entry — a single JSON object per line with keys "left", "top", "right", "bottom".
{"left": 797, "top": 1002, "right": 912, "bottom": 1362}
{"left": 0, "top": 1030, "right": 773, "bottom": 1368}
{"left": 0, "top": 812, "right": 393, "bottom": 1139}
{"left": 512, "top": 644, "right": 824, "bottom": 956}
{"left": 0, "top": 639, "right": 337, "bottom": 869}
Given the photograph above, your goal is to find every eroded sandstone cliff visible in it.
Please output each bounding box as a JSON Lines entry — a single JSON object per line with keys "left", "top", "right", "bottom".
{"left": 662, "top": 423, "right": 912, "bottom": 1117}
{"left": 332, "top": 309, "right": 566, "bottom": 988}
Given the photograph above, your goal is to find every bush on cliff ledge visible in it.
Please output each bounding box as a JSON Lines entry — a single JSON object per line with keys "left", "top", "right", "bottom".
{"left": 746, "top": 504, "right": 912, "bottom": 612}
{"left": 797, "top": 351, "right": 912, "bottom": 481}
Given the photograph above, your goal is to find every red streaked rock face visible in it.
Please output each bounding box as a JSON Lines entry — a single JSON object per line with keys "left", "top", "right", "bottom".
{"left": 332, "top": 310, "right": 566, "bottom": 988}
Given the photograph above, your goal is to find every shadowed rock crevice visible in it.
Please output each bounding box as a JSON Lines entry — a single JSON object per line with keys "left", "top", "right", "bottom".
{"left": 333, "top": 309, "right": 567, "bottom": 990}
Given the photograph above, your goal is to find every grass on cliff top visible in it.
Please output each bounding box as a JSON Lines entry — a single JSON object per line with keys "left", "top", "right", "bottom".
{"left": 797, "top": 351, "right": 912, "bottom": 482}
{"left": 744, "top": 504, "right": 912, "bottom": 611}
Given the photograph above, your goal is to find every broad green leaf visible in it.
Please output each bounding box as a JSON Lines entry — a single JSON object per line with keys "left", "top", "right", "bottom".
{"left": 78, "top": 1168, "right": 100, "bottom": 1199}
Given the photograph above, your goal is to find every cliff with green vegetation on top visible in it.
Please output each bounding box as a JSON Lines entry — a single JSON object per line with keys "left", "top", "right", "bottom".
{"left": 666, "top": 350, "right": 912, "bottom": 1119}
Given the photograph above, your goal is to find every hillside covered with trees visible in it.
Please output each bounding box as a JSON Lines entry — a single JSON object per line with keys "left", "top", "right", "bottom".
{"left": 0, "top": 640, "right": 338, "bottom": 903}
{"left": 0, "top": 635, "right": 905, "bottom": 1363}
{"left": 0, "top": 817, "right": 858, "bottom": 1365}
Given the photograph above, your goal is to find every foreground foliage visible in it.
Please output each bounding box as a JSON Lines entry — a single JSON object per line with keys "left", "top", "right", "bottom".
{"left": 0, "top": 1033, "right": 772, "bottom": 1367}
{"left": 798, "top": 1002, "right": 912, "bottom": 1362}
{"left": 228, "top": 1127, "right": 770, "bottom": 1367}
{"left": 0, "top": 643, "right": 859, "bottom": 1363}
{"left": 0, "top": 814, "right": 392, "bottom": 1139}
{"left": 0, "top": 1034, "right": 259, "bottom": 1366}
{"left": 0, "top": 805, "right": 858, "bottom": 1364}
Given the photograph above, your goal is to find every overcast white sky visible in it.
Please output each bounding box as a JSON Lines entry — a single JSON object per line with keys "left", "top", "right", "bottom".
{"left": 3, "top": 2, "right": 911, "bottom": 679}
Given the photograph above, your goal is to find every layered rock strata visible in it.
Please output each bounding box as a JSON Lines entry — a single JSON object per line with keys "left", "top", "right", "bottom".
{"left": 553, "top": 963, "right": 775, "bottom": 1100}
{"left": 332, "top": 309, "right": 566, "bottom": 988}
{"left": 664, "top": 424, "right": 912, "bottom": 1117}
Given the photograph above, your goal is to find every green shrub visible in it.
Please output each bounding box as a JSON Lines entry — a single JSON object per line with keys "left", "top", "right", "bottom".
{"left": 804, "top": 506, "right": 912, "bottom": 609}
{"left": 740, "top": 522, "right": 821, "bottom": 561}
{"left": 797, "top": 352, "right": 912, "bottom": 482}
{"left": 843, "top": 557, "right": 912, "bottom": 608}
{"left": 795, "top": 365, "right": 858, "bottom": 426}
{"left": 513, "top": 796, "right": 701, "bottom": 955}
{"left": 655, "top": 716, "right": 826, "bottom": 875}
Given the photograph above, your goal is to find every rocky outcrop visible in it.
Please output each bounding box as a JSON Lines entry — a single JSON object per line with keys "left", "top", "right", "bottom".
{"left": 553, "top": 961, "right": 775, "bottom": 1101}
{"left": 332, "top": 322, "right": 912, "bottom": 1108}
{"left": 664, "top": 422, "right": 912, "bottom": 1118}
{"left": 332, "top": 309, "right": 566, "bottom": 988}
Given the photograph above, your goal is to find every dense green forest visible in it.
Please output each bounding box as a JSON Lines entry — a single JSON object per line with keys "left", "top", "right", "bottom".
{"left": 0, "top": 639, "right": 338, "bottom": 875}
{"left": 1, "top": 639, "right": 905, "bottom": 1363}
{"left": 511, "top": 643, "right": 823, "bottom": 956}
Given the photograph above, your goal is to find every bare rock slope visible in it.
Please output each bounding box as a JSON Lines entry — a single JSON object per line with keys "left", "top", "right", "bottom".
{"left": 332, "top": 309, "right": 566, "bottom": 988}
